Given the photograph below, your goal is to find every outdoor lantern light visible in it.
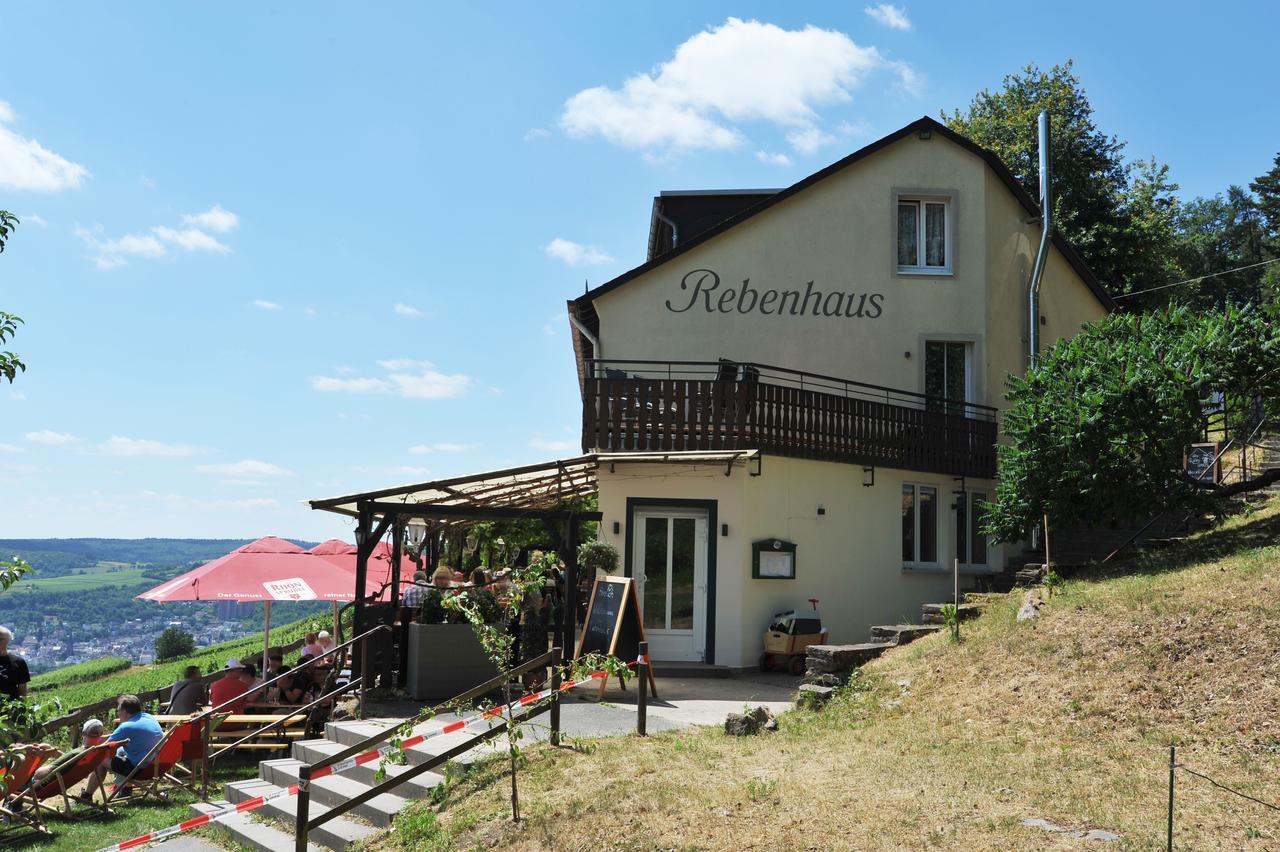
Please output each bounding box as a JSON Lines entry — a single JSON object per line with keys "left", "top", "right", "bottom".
{"left": 405, "top": 520, "right": 427, "bottom": 548}
{"left": 862, "top": 466, "right": 875, "bottom": 487}
{"left": 612, "top": 521, "right": 621, "bottom": 535}
{"left": 721, "top": 523, "right": 729, "bottom": 536}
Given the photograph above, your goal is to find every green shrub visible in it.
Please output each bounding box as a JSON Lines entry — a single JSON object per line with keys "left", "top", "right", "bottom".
{"left": 28, "top": 657, "right": 131, "bottom": 692}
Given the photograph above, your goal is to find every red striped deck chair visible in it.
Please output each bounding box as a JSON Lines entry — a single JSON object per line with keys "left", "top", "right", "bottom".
{"left": 26, "top": 740, "right": 121, "bottom": 819}
{"left": 108, "top": 717, "right": 211, "bottom": 803}
{"left": 0, "top": 744, "right": 55, "bottom": 839}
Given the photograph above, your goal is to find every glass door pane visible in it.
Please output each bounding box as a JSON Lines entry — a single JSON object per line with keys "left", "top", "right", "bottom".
{"left": 643, "top": 517, "right": 667, "bottom": 630}
{"left": 919, "top": 486, "right": 937, "bottom": 563}
{"left": 670, "top": 518, "right": 695, "bottom": 629}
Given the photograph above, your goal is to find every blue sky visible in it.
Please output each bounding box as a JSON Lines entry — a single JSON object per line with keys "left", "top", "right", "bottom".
{"left": 2, "top": 2, "right": 1276, "bottom": 540}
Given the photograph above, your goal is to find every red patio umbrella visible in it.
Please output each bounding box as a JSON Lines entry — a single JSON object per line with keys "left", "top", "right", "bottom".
{"left": 137, "top": 535, "right": 366, "bottom": 665}
{"left": 309, "top": 539, "right": 418, "bottom": 604}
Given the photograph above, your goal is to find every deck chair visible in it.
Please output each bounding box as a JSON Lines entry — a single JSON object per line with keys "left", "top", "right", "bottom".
{"left": 25, "top": 740, "right": 121, "bottom": 819}
{"left": 0, "top": 746, "right": 53, "bottom": 839}
{"left": 106, "top": 719, "right": 206, "bottom": 804}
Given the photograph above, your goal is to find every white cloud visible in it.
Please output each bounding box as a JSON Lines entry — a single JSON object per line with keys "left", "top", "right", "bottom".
{"left": 9, "top": 391, "right": 25, "bottom": 401}
{"left": 140, "top": 175, "right": 156, "bottom": 189}
{"left": 22, "top": 213, "right": 46, "bottom": 227}
{"left": 786, "top": 127, "right": 836, "bottom": 154}
{"left": 0, "top": 101, "right": 90, "bottom": 191}
{"left": 253, "top": 299, "right": 282, "bottom": 311}
{"left": 530, "top": 436, "right": 580, "bottom": 453}
{"left": 311, "top": 359, "right": 473, "bottom": 400}
{"left": 98, "top": 436, "right": 202, "bottom": 457}
{"left": 0, "top": 443, "right": 21, "bottom": 453}
{"left": 891, "top": 61, "right": 924, "bottom": 95}
{"left": 394, "top": 303, "right": 423, "bottom": 317}
{"left": 182, "top": 204, "right": 238, "bottom": 233}
{"left": 559, "top": 18, "right": 908, "bottom": 156}
{"left": 755, "top": 151, "right": 793, "bottom": 167}
{"left": 523, "top": 127, "right": 550, "bottom": 142}
{"left": 408, "top": 442, "right": 474, "bottom": 455}
{"left": 76, "top": 206, "right": 236, "bottom": 268}
{"left": 25, "top": 429, "right": 80, "bottom": 445}
{"left": 153, "top": 226, "right": 229, "bottom": 253}
{"left": 545, "top": 237, "right": 614, "bottom": 267}
{"left": 865, "top": 4, "right": 912, "bottom": 31}
{"left": 196, "top": 459, "right": 293, "bottom": 477}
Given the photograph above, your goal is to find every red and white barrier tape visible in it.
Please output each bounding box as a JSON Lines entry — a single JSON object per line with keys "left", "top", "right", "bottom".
{"left": 96, "top": 656, "right": 647, "bottom": 852}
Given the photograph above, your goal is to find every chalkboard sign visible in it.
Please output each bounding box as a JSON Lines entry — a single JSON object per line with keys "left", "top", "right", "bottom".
{"left": 1186, "top": 443, "right": 1219, "bottom": 483}
{"left": 575, "top": 575, "right": 658, "bottom": 699}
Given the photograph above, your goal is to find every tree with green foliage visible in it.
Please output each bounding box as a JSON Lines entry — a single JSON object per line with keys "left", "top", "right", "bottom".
{"left": 986, "top": 304, "right": 1280, "bottom": 543}
{"left": 1174, "top": 187, "right": 1270, "bottom": 310}
{"left": 946, "top": 61, "right": 1182, "bottom": 304}
{"left": 155, "top": 626, "right": 196, "bottom": 661}
{"left": 0, "top": 210, "right": 25, "bottom": 384}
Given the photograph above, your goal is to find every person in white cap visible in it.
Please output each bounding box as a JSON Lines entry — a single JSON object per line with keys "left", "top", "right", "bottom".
{"left": 210, "top": 658, "right": 249, "bottom": 714}
{"left": 29, "top": 719, "right": 107, "bottom": 785}
{"left": 316, "top": 630, "right": 334, "bottom": 654}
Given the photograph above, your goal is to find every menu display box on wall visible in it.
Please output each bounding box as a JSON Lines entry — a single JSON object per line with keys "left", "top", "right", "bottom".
{"left": 753, "top": 539, "right": 796, "bottom": 579}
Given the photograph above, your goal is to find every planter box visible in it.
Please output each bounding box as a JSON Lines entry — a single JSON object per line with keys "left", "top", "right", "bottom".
{"left": 406, "top": 622, "right": 501, "bottom": 702}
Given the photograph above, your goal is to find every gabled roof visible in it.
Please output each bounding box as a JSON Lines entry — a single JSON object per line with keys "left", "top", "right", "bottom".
{"left": 571, "top": 115, "right": 1116, "bottom": 329}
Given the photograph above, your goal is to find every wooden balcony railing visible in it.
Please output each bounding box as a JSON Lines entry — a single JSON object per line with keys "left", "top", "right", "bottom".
{"left": 582, "top": 359, "right": 998, "bottom": 479}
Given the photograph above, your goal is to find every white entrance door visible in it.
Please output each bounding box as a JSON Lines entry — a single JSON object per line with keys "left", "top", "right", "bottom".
{"left": 633, "top": 510, "right": 708, "bottom": 662}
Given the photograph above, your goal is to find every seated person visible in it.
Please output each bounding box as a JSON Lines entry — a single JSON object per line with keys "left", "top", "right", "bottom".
{"left": 167, "top": 666, "right": 204, "bottom": 715}
{"left": 31, "top": 719, "right": 106, "bottom": 785}
{"left": 239, "top": 662, "right": 265, "bottom": 703}
{"left": 402, "top": 571, "right": 430, "bottom": 607}
{"left": 301, "top": 632, "right": 324, "bottom": 658}
{"left": 261, "top": 653, "right": 290, "bottom": 704}
{"left": 431, "top": 566, "right": 453, "bottom": 590}
{"left": 209, "top": 659, "right": 250, "bottom": 714}
{"left": 80, "top": 695, "right": 163, "bottom": 801}
{"left": 316, "top": 631, "right": 335, "bottom": 655}
{"left": 282, "top": 654, "right": 316, "bottom": 704}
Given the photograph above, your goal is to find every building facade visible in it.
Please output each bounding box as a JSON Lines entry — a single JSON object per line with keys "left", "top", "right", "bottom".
{"left": 567, "top": 116, "right": 1112, "bottom": 668}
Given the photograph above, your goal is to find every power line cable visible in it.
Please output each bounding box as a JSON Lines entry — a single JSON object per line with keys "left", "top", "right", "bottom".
{"left": 1113, "top": 258, "right": 1280, "bottom": 301}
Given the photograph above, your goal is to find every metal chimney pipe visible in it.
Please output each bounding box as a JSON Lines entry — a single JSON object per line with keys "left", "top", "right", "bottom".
{"left": 1027, "top": 111, "right": 1051, "bottom": 369}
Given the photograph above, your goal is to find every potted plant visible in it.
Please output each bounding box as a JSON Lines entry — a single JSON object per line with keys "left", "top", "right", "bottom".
{"left": 578, "top": 540, "right": 619, "bottom": 577}
{"left": 406, "top": 588, "right": 503, "bottom": 701}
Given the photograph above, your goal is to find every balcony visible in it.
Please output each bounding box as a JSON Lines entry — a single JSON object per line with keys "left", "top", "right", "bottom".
{"left": 582, "top": 359, "right": 998, "bottom": 480}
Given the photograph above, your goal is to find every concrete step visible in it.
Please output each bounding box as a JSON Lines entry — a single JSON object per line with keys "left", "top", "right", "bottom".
{"left": 260, "top": 758, "right": 412, "bottom": 828}
{"left": 868, "top": 624, "right": 941, "bottom": 645}
{"left": 291, "top": 739, "right": 446, "bottom": 796}
{"left": 325, "top": 719, "right": 402, "bottom": 747}
{"left": 191, "top": 801, "right": 325, "bottom": 852}
{"left": 224, "top": 778, "right": 378, "bottom": 851}
{"left": 920, "top": 602, "right": 982, "bottom": 624}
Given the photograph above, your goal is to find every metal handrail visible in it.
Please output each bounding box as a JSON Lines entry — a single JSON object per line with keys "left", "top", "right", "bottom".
{"left": 198, "top": 623, "right": 391, "bottom": 799}
{"left": 586, "top": 357, "right": 999, "bottom": 419}
{"left": 206, "top": 680, "right": 360, "bottom": 761}
{"left": 294, "top": 648, "right": 561, "bottom": 852}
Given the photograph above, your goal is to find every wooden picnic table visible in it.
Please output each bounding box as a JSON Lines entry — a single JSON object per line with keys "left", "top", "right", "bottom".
{"left": 153, "top": 713, "right": 306, "bottom": 727}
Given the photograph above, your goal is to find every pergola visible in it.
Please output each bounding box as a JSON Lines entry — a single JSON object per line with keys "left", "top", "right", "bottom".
{"left": 308, "top": 456, "right": 602, "bottom": 681}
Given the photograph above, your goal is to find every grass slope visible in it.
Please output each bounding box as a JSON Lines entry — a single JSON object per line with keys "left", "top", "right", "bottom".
{"left": 371, "top": 500, "right": 1280, "bottom": 851}
{"left": 5, "top": 567, "right": 150, "bottom": 593}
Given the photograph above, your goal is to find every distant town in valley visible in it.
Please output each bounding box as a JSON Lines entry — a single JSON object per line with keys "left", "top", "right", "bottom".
{"left": 0, "top": 538, "right": 330, "bottom": 673}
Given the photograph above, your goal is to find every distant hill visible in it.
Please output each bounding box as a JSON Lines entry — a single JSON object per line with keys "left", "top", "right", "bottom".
{"left": 0, "top": 537, "right": 318, "bottom": 578}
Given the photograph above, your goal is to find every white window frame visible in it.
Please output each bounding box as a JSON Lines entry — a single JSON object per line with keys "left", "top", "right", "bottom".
{"left": 901, "top": 482, "right": 940, "bottom": 568}
{"left": 895, "top": 193, "right": 954, "bottom": 276}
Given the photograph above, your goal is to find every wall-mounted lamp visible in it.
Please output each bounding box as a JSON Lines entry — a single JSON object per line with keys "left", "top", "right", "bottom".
{"left": 904, "top": 351, "right": 911, "bottom": 359}
{"left": 918, "top": 129, "right": 932, "bottom": 140}
{"left": 862, "top": 466, "right": 875, "bottom": 487}
{"left": 405, "top": 520, "right": 427, "bottom": 548}
{"left": 721, "top": 523, "right": 729, "bottom": 537}
{"left": 816, "top": 504, "right": 826, "bottom": 516}
{"left": 612, "top": 521, "right": 621, "bottom": 535}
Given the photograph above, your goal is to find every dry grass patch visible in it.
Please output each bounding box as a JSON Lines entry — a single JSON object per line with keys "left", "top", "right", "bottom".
{"left": 369, "top": 501, "right": 1280, "bottom": 851}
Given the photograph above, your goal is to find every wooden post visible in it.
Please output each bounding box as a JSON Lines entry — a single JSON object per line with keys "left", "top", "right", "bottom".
{"left": 262, "top": 600, "right": 272, "bottom": 673}
{"left": 359, "top": 634, "right": 369, "bottom": 720}
{"left": 353, "top": 507, "right": 372, "bottom": 683}
{"left": 390, "top": 518, "right": 404, "bottom": 608}
{"left": 952, "top": 558, "right": 960, "bottom": 641}
{"left": 200, "top": 713, "right": 212, "bottom": 800}
{"left": 564, "top": 516, "right": 580, "bottom": 657}
{"left": 636, "top": 640, "right": 649, "bottom": 737}
{"left": 1043, "top": 513, "right": 1052, "bottom": 575}
{"left": 550, "top": 646, "right": 562, "bottom": 747}
{"left": 295, "top": 763, "right": 311, "bottom": 852}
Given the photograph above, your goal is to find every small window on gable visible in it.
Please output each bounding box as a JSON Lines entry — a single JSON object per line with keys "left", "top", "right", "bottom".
{"left": 897, "top": 196, "right": 952, "bottom": 274}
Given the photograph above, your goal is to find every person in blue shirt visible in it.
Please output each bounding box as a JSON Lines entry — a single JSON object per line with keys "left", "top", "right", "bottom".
{"left": 79, "top": 693, "right": 164, "bottom": 801}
